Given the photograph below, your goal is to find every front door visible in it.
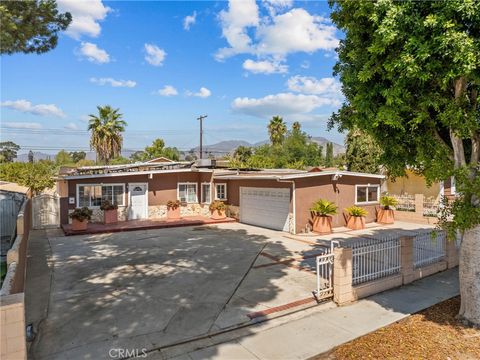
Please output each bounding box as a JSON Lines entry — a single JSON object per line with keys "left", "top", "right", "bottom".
{"left": 129, "top": 183, "right": 148, "bottom": 220}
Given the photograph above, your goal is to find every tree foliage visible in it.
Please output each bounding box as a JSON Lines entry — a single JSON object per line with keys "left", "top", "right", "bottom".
{"left": 55, "top": 149, "right": 73, "bottom": 165}
{"left": 329, "top": 0, "right": 479, "bottom": 228}
{"left": 268, "top": 116, "right": 287, "bottom": 146}
{"left": 130, "top": 138, "right": 180, "bottom": 162}
{"left": 0, "top": 0, "right": 72, "bottom": 55}
{"left": 0, "top": 161, "right": 55, "bottom": 194}
{"left": 0, "top": 141, "right": 20, "bottom": 163}
{"left": 345, "top": 128, "right": 382, "bottom": 173}
{"left": 69, "top": 151, "right": 86, "bottom": 163}
{"left": 325, "top": 143, "right": 334, "bottom": 167}
{"left": 88, "top": 105, "right": 127, "bottom": 164}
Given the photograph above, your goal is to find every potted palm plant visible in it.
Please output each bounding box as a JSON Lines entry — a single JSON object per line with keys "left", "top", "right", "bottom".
{"left": 377, "top": 195, "right": 398, "bottom": 224}
{"left": 310, "top": 199, "right": 337, "bottom": 234}
{"left": 69, "top": 207, "right": 93, "bottom": 231}
{"left": 167, "top": 200, "right": 181, "bottom": 219}
{"left": 100, "top": 200, "right": 118, "bottom": 224}
{"left": 345, "top": 206, "right": 368, "bottom": 230}
{"left": 209, "top": 200, "right": 227, "bottom": 220}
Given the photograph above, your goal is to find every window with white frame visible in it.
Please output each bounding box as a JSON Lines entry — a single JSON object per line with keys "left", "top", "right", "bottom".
{"left": 201, "top": 183, "right": 211, "bottom": 203}
{"left": 77, "top": 184, "right": 125, "bottom": 207}
{"left": 215, "top": 183, "right": 227, "bottom": 200}
{"left": 178, "top": 183, "right": 197, "bottom": 203}
{"left": 355, "top": 184, "right": 379, "bottom": 204}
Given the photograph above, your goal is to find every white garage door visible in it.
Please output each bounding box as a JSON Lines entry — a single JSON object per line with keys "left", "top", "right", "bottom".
{"left": 240, "top": 187, "right": 291, "bottom": 231}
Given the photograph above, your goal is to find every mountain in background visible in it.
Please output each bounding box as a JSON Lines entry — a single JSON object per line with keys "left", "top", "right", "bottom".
{"left": 15, "top": 149, "right": 138, "bottom": 162}
{"left": 189, "top": 137, "right": 345, "bottom": 157}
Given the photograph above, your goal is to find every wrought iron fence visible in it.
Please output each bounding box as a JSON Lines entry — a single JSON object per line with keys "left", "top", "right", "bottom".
{"left": 413, "top": 231, "right": 446, "bottom": 268}
{"left": 351, "top": 236, "right": 401, "bottom": 285}
{"left": 392, "top": 194, "right": 415, "bottom": 212}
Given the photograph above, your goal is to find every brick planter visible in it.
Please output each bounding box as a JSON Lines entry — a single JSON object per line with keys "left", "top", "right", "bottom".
{"left": 312, "top": 215, "right": 333, "bottom": 234}
{"left": 347, "top": 216, "right": 366, "bottom": 230}
{"left": 103, "top": 209, "right": 118, "bottom": 224}
{"left": 167, "top": 207, "right": 181, "bottom": 219}
{"left": 72, "top": 218, "right": 88, "bottom": 231}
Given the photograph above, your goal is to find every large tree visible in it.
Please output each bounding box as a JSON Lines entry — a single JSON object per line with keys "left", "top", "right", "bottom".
{"left": 142, "top": 138, "right": 180, "bottom": 161}
{"left": 268, "top": 116, "right": 287, "bottom": 146}
{"left": 345, "top": 128, "right": 382, "bottom": 173}
{"left": 329, "top": 0, "right": 479, "bottom": 325}
{"left": 88, "top": 106, "right": 127, "bottom": 164}
{"left": 0, "top": 141, "right": 20, "bottom": 162}
{"left": 0, "top": 0, "right": 71, "bottom": 54}
{"left": 0, "top": 161, "right": 55, "bottom": 195}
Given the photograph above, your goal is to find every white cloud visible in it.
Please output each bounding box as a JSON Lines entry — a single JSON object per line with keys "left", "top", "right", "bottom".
{"left": 216, "top": 0, "right": 259, "bottom": 61}
{"left": 64, "top": 122, "right": 79, "bottom": 130}
{"left": 186, "top": 87, "right": 212, "bottom": 98}
{"left": 57, "top": 0, "right": 110, "bottom": 39}
{"left": 287, "top": 76, "right": 341, "bottom": 95}
{"left": 144, "top": 44, "right": 166, "bottom": 66}
{"left": 2, "top": 122, "right": 42, "bottom": 129}
{"left": 79, "top": 42, "right": 110, "bottom": 63}
{"left": 156, "top": 85, "right": 178, "bottom": 96}
{"left": 262, "top": 0, "right": 293, "bottom": 16}
{"left": 243, "top": 58, "right": 287, "bottom": 74}
{"left": 216, "top": 3, "right": 338, "bottom": 60}
{"left": 90, "top": 77, "right": 136, "bottom": 88}
{"left": 1, "top": 100, "right": 66, "bottom": 118}
{"left": 79, "top": 115, "right": 90, "bottom": 122}
{"left": 183, "top": 11, "right": 197, "bottom": 30}
{"left": 231, "top": 92, "right": 340, "bottom": 118}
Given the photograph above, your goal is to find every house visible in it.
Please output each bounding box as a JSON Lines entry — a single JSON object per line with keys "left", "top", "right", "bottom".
{"left": 56, "top": 161, "right": 385, "bottom": 234}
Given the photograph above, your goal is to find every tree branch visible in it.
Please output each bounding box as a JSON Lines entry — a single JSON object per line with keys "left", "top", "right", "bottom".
{"left": 451, "top": 78, "right": 467, "bottom": 169}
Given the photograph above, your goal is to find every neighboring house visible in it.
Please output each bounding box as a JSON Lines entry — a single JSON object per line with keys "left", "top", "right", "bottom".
{"left": 146, "top": 157, "right": 174, "bottom": 163}
{"left": 56, "top": 161, "right": 384, "bottom": 234}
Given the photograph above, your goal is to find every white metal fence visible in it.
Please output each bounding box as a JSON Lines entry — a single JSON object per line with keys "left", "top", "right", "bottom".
{"left": 413, "top": 231, "right": 446, "bottom": 268}
{"left": 32, "top": 194, "right": 60, "bottom": 229}
{"left": 314, "top": 241, "right": 338, "bottom": 300}
{"left": 392, "top": 194, "right": 415, "bottom": 212}
{"left": 351, "top": 236, "right": 401, "bottom": 285}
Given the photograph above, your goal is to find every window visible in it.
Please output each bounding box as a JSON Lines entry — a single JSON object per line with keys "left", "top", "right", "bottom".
{"left": 201, "top": 183, "right": 211, "bottom": 203}
{"left": 215, "top": 183, "right": 227, "bottom": 200}
{"left": 355, "top": 184, "right": 379, "bottom": 204}
{"left": 178, "top": 183, "right": 197, "bottom": 203}
{"left": 77, "top": 184, "right": 125, "bottom": 207}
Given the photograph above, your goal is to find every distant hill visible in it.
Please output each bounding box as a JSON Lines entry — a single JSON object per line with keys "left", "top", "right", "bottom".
{"left": 15, "top": 149, "right": 138, "bottom": 162}
{"left": 190, "top": 138, "right": 345, "bottom": 157}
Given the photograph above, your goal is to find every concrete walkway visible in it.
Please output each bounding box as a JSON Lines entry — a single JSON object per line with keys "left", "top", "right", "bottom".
{"left": 146, "top": 268, "right": 459, "bottom": 360}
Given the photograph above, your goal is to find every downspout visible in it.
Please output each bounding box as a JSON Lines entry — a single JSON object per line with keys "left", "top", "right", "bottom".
{"left": 277, "top": 178, "right": 296, "bottom": 234}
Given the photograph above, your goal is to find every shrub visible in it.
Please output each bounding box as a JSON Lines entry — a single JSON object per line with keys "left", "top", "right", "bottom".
{"left": 209, "top": 200, "right": 226, "bottom": 214}
{"left": 345, "top": 206, "right": 368, "bottom": 217}
{"left": 100, "top": 200, "right": 118, "bottom": 211}
{"left": 310, "top": 199, "right": 337, "bottom": 216}
{"left": 69, "top": 207, "right": 93, "bottom": 222}
{"left": 380, "top": 195, "right": 398, "bottom": 210}
{"left": 167, "top": 200, "right": 181, "bottom": 210}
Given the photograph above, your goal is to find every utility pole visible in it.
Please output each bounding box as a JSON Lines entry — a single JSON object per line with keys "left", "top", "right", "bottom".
{"left": 197, "top": 115, "right": 207, "bottom": 159}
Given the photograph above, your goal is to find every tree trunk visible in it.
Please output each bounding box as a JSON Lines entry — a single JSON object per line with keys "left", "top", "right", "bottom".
{"left": 458, "top": 224, "right": 480, "bottom": 327}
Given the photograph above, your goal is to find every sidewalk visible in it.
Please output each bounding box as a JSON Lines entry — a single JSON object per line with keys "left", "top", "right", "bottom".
{"left": 147, "top": 268, "right": 459, "bottom": 360}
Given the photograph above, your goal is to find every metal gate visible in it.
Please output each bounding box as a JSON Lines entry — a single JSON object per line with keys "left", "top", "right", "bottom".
{"left": 314, "top": 241, "right": 338, "bottom": 301}
{"left": 32, "top": 194, "right": 60, "bottom": 229}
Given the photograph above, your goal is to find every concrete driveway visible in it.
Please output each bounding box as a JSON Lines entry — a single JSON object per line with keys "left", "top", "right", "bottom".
{"left": 29, "top": 223, "right": 323, "bottom": 359}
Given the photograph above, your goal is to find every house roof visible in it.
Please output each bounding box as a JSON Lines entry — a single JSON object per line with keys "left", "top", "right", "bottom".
{"left": 212, "top": 169, "right": 384, "bottom": 181}
{"left": 146, "top": 157, "right": 173, "bottom": 163}
{"left": 0, "top": 181, "right": 29, "bottom": 194}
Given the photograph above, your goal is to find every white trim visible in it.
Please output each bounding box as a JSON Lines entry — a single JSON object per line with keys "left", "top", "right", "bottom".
{"left": 281, "top": 170, "right": 385, "bottom": 180}
{"left": 128, "top": 182, "right": 148, "bottom": 219}
{"left": 76, "top": 183, "right": 126, "bottom": 208}
{"left": 201, "top": 182, "right": 212, "bottom": 204}
{"left": 215, "top": 183, "right": 227, "bottom": 200}
{"left": 64, "top": 168, "right": 213, "bottom": 180}
{"left": 177, "top": 182, "right": 198, "bottom": 203}
{"left": 355, "top": 184, "right": 380, "bottom": 205}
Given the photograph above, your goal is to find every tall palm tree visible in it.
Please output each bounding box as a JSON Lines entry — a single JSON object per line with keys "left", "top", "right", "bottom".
{"left": 292, "top": 121, "right": 301, "bottom": 132}
{"left": 268, "top": 116, "right": 287, "bottom": 146}
{"left": 88, "top": 105, "right": 127, "bottom": 164}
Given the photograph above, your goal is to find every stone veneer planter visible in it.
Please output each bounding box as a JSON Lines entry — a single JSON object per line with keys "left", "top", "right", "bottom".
{"left": 377, "top": 209, "right": 395, "bottom": 224}
{"left": 103, "top": 209, "right": 118, "bottom": 224}
{"left": 347, "top": 216, "right": 366, "bottom": 230}
{"left": 72, "top": 218, "right": 87, "bottom": 231}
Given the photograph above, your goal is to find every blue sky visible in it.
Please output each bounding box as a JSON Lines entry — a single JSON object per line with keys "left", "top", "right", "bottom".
{"left": 1, "top": 0, "right": 344, "bottom": 155}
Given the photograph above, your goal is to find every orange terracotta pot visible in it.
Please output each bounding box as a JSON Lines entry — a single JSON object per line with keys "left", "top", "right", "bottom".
{"left": 72, "top": 218, "right": 88, "bottom": 231}
{"left": 377, "top": 208, "right": 394, "bottom": 224}
{"left": 312, "top": 215, "right": 333, "bottom": 234}
{"left": 103, "top": 209, "right": 118, "bottom": 224}
{"left": 347, "top": 216, "right": 366, "bottom": 230}
{"left": 211, "top": 209, "right": 226, "bottom": 220}
{"left": 167, "top": 207, "right": 181, "bottom": 219}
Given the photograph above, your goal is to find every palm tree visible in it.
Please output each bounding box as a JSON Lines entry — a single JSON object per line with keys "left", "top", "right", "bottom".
{"left": 268, "top": 116, "right": 287, "bottom": 146}
{"left": 88, "top": 105, "right": 127, "bottom": 164}
{"left": 292, "top": 121, "right": 301, "bottom": 132}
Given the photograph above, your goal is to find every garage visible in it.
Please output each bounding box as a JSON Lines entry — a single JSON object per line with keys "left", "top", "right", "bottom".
{"left": 240, "top": 187, "right": 291, "bottom": 231}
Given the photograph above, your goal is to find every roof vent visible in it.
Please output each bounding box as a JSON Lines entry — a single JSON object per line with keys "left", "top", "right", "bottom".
{"left": 195, "top": 159, "right": 216, "bottom": 168}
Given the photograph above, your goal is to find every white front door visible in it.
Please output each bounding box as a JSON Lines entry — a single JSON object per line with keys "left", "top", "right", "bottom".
{"left": 129, "top": 183, "right": 148, "bottom": 220}
{"left": 240, "top": 187, "right": 290, "bottom": 231}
